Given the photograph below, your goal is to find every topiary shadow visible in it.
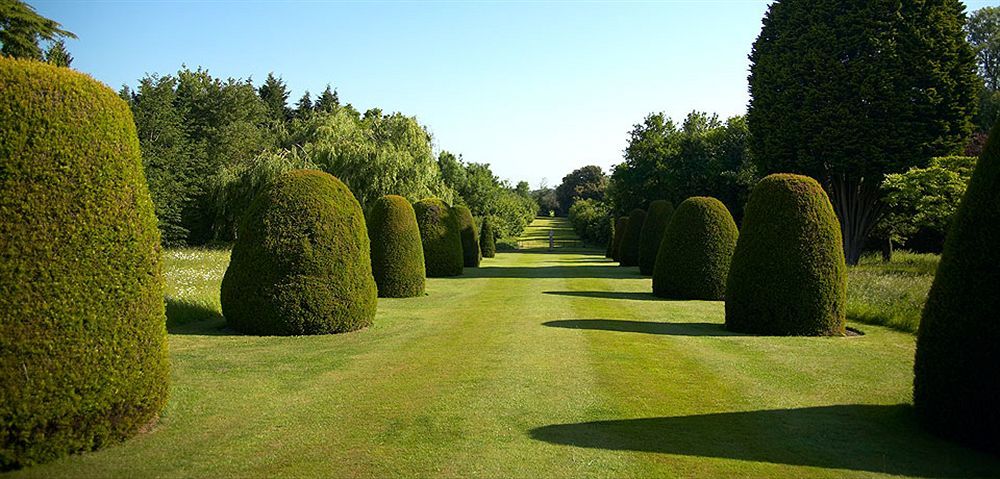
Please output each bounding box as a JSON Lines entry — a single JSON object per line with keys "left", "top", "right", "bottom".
{"left": 530, "top": 405, "right": 1000, "bottom": 477}
{"left": 544, "top": 291, "right": 679, "bottom": 301}
{"left": 542, "top": 319, "right": 739, "bottom": 337}
{"left": 447, "top": 265, "right": 638, "bottom": 279}
{"left": 165, "top": 298, "right": 231, "bottom": 336}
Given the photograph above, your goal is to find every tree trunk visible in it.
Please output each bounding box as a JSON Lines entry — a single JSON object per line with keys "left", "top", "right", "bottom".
{"left": 827, "top": 174, "right": 883, "bottom": 266}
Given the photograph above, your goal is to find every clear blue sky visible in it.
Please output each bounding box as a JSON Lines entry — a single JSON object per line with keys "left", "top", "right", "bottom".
{"left": 33, "top": 0, "right": 996, "bottom": 188}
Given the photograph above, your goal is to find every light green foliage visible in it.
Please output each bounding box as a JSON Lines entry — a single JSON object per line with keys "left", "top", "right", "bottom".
{"left": 438, "top": 151, "right": 537, "bottom": 238}
{"left": 914, "top": 121, "right": 1000, "bottom": 453}
{"left": 368, "top": 195, "right": 426, "bottom": 298}
{"left": 638, "top": 200, "right": 674, "bottom": 275}
{"left": 877, "top": 156, "right": 976, "bottom": 251}
{"left": 726, "top": 174, "right": 847, "bottom": 336}
{"left": 220, "top": 170, "right": 377, "bottom": 335}
{"left": 653, "top": 197, "right": 737, "bottom": 300}
{"left": 413, "top": 198, "right": 464, "bottom": 277}
{"left": 454, "top": 205, "right": 481, "bottom": 267}
{"left": 609, "top": 112, "right": 756, "bottom": 222}
{"left": 567, "top": 198, "right": 612, "bottom": 247}
{"left": 0, "top": 0, "right": 75, "bottom": 60}
{"left": 0, "top": 58, "right": 168, "bottom": 468}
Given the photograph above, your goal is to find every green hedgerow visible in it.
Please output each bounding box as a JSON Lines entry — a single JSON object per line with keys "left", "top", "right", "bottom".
{"left": 413, "top": 198, "right": 464, "bottom": 277}
{"left": 638, "top": 200, "right": 675, "bottom": 275}
{"left": 454, "top": 205, "right": 481, "bottom": 268}
{"left": 619, "top": 208, "right": 646, "bottom": 267}
{"left": 0, "top": 58, "right": 169, "bottom": 469}
{"left": 914, "top": 121, "right": 1000, "bottom": 453}
{"left": 725, "top": 174, "right": 847, "bottom": 336}
{"left": 653, "top": 197, "right": 737, "bottom": 300}
{"left": 605, "top": 217, "right": 616, "bottom": 258}
{"left": 220, "top": 170, "right": 377, "bottom": 335}
{"left": 368, "top": 195, "right": 426, "bottom": 298}
{"left": 480, "top": 217, "right": 496, "bottom": 258}
{"left": 612, "top": 216, "right": 629, "bottom": 262}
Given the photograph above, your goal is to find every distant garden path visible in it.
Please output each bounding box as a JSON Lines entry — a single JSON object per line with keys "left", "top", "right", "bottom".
{"left": 13, "top": 218, "right": 1000, "bottom": 478}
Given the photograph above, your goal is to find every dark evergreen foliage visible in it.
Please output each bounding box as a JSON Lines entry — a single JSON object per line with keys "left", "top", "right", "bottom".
{"left": 653, "top": 197, "right": 737, "bottom": 300}
{"left": 619, "top": 209, "right": 646, "bottom": 267}
{"left": 413, "top": 198, "right": 464, "bottom": 277}
{"left": 454, "top": 205, "right": 481, "bottom": 267}
{"left": 368, "top": 195, "right": 426, "bottom": 298}
{"left": 480, "top": 217, "right": 496, "bottom": 258}
{"left": 612, "top": 217, "right": 629, "bottom": 262}
{"left": 638, "top": 200, "right": 675, "bottom": 275}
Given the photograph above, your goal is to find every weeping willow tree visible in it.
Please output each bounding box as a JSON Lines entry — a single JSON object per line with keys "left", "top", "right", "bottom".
{"left": 747, "top": 0, "right": 978, "bottom": 264}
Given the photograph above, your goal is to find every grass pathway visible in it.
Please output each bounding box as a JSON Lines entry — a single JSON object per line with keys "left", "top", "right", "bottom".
{"left": 9, "top": 217, "right": 999, "bottom": 478}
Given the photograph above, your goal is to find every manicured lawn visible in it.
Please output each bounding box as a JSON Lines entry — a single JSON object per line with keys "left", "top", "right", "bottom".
{"left": 8, "top": 218, "right": 998, "bottom": 477}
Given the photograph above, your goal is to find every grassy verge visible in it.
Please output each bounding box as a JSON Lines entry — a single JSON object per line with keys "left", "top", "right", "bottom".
{"left": 846, "top": 251, "right": 939, "bottom": 333}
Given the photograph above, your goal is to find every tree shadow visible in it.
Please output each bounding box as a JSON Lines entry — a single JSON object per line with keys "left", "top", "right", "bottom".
{"left": 165, "top": 298, "right": 234, "bottom": 336}
{"left": 543, "top": 319, "right": 740, "bottom": 337}
{"left": 530, "top": 405, "right": 1000, "bottom": 477}
{"left": 448, "top": 265, "right": 639, "bottom": 279}
{"left": 544, "top": 291, "right": 674, "bottom": 301}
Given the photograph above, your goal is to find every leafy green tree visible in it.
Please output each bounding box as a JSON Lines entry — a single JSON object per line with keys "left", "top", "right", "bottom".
{"left": 43, "top": 38, "right": 70, "bottom": 66}
{"left": 314, "top": 84, "right": 339, "bottom": 113}
{"left": 968, "top": 6, "right": 1000, "bottom": 91}
{"left": 295, "top": 90, "right": 313, "bottom": 118}
{"left": 0, "top": 0, "right": 75, "bottom": 60}
{"left": 556, "top": 165, "right": 607, "bottom": 215}
{"left": 531, "top": 186, "right": 559, "bottom": 215}
{"left": 258, "top": 72, "right": 291, "bottom": 122}
{"left": 748, "top": 0, "right": 978, "bottom": 264}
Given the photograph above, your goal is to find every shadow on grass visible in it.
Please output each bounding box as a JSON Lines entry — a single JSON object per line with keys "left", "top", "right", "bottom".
{"left": 544, "top": 291, "right": 672, "bottom": 301}
{"left": 451, "top": 265, "right": 639, "bottom": 279}
{"left": 543, "top": 319, "right": 738, "bottom": 337}
{"left": 165, "top": 298, "right": 233, "bottom": 336}
{"left": 530, "top": 405, "right": 1000, "bottom": 477}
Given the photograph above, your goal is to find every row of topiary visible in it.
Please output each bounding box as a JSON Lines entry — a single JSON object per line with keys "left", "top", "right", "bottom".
{"left": 0, "top": 58, "right": 497, "bottom": 469}
{"left": 607, "top": 123, "right": 1000, "bottom": 453}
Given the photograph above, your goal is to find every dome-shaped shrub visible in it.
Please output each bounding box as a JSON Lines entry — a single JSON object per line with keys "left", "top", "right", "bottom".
{"left": 725, "top": 174, "right": 847, "bottom": 335}
{"left": 454, "top": 205, "right": 480, "bottom": 267}
{"left": 0, "top": 58, "right": 169, "bottom": 469}
{"left": 413, "top": 198, "right": 464, "bottom": 277}
{"left": 653, "top": 197, "right": 737, "bottom": 300}
{"left": 611, "top": 216, "right": 629, "bottom": 262}
{"left": 619, "top": 208, "right": 646, "bottom": 267}
{"left": 367, "top": 195, "right": 426, "bottom": 298}
{"left": 220, "top": 170, "right": 377, "bottom": 335}
{"left": 638, "top": 200, "right": 675, "bottom": 275}
{"left": 914, "top": 122, "right": 1000, "bottom": 453}
{"left": 480, "top": 217, "right": 496, "bottom": 258}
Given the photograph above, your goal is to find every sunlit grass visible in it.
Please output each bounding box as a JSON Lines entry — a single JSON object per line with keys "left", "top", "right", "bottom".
{"left": 846, "top": 251, "right": 939, "bottom": 333}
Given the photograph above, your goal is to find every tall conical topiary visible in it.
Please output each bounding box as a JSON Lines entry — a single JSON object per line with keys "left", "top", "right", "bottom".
{"left": 605, "top": 217, "right": 616, "bottom": 258}
{"left": 221, "top": 170, "right": 378, "bottom": 335}
{"left": 414, "top": 198, "right": 464, "bottom": 277}
{"left": 454, "top": 205, "right": 480, "bottom": 267}
{"left": 612, "top": 216, "right": 629, "bottom": 262}
{"left": 653, "top": 197, "right": 738, "bottom": 300}
{"left": 480, "top": 217, "right": 496, "bottom": 258}
{"left": 0, "top": 58, "right": 169, "bottom": 469}
{"left": 638, "top": 200, "right": 675, "bottom": 275}
{"left": 620, "top": 208, "right": 646, "bottom": 267}
{"left": 367, "top": 195, "right": 425, "bottom": 298}
{"left": 914, "top": 122, "right": 1000, "bottom": 453}
{"left": 725, "top": 174, "right": 847, "bottom": 335}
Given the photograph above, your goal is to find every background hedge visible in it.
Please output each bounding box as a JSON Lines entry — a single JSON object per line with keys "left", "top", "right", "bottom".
{"left": 611, "top": 217, "right": 629, "bottom": 262}
{"left": 413, "top": 198, "right": 464, "bottom": 277}
{"left": 638, "top": 200, "right": 675, "bottom": 275}
{"left": 619, "top": 208, "right": 646, "bottom": 267}
{"left": 480, "top": 217, "right": 496, "bottom": 258}
{"left": 605, "top": 217, "right": 616, "bottom": 258}
{"left": 220, "top": 170, "right": 377, "bottom": 335}
{"left": 367, "top": 195, "right": 426, "bottom": 298}
{"left": 653, "top": 197, "right": 737, "bottom": 300}
{"left": 914, "top": 122, "right": 1000, "bottom": 453}
{"left": 454, "top": 205, "right": 481, "bottom": 267}
{"left": 0, "top": 58, "right": 169, "bottom": 469}
{"left": 725, "top": 174, "right": 846, "bottom": 335}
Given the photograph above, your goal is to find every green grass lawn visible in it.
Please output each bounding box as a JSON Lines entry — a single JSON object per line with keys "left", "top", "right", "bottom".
{"left": 8, "top": 217, "right": 998, "bottom": 478}
{"left": 847, "top": 251, "right": 940, "bottom": 333}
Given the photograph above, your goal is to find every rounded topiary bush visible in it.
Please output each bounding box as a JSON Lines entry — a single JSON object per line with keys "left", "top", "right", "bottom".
{"left": 0, "top": 58, "right": 169, "bottom": 469}
{"left": 619, "top": 208, "right": 646, "bottom": 267}
{"left": 638, "top": 200, "right": 675, "bottom": 275}
{"left": 725, "top": 174, "right": 847, "bottom": 336}
{"left": 605, "top": 217, "right": 616, "bottom": 258}
{"left": 454, "top": 205, "right": 480, "bottom": 267}
{"left": 914, "top": 121, "right": 1000, "bottom": 453}
{"left": 220, "top": 170, "right": 377, "bottom": 335}
{"left": 652, "top": 197, "right": 737, "bottom": 300}
{"left": 413, "top": 198, "right": 464, "bottom": 277}
{"left": 612, "top": 216, "right": 629, "bottom": 262}
{"left": 480, "top": 217, "right": 496, "bottom": 258}
{"left": 367, "top": 194, "right": 426, "bottom": 298}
